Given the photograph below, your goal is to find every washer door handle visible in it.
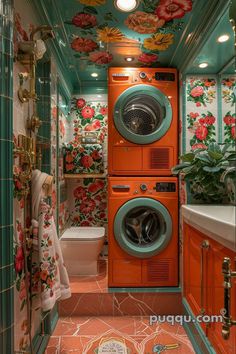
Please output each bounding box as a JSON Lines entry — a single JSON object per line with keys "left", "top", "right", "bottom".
{"left": 112, "top": 185, "right": 130, "bottom": 189}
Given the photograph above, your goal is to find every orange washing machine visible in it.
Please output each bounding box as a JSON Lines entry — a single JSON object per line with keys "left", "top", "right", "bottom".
{"left": 108, "top": 176, "right": 178, "bottom": 287}
{"left": 108, "top": 67, "right": 178, "bottom": 176}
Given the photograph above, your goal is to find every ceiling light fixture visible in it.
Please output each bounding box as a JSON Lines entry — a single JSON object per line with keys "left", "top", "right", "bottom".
{"left": 125, "top": 57, "right": 134, "bottom": 62}
{"left": 114, "top": 0, "right": 139, "bottom": 12}
{"left": 91, "top": 72, "right": 98, "bottom": 77}
{"left": 217, "top": 34, "right": 230, "bottom": 43}
{"left": 199, "top": 62, "right": 208, "bottom": 68}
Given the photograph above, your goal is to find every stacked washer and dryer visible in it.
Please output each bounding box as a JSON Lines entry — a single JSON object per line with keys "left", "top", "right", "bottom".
{"left": 107, "top": 67, "right": 179, "bottom": 287}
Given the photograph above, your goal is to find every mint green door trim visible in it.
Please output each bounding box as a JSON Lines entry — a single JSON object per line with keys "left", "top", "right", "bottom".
{"left": 114, "top": 85, "right": 172, "bottom": 145}
{"left": 114, "top": 198, "right": 172, "bottom": 258}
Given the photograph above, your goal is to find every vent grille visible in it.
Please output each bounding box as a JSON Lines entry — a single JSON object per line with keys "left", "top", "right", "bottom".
{"left": 150, "top": 148, "right": 170, "bottom": 169}
{"left": 147, "top": 259, "right": 171, "bottom": 282}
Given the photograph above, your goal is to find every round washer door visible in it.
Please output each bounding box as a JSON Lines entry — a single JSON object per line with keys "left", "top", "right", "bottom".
{"left": 114, "top": 84, "right": 172, "bottom": 144}
{"left": 114, "top": 198, "right": 172, "bottom": 258}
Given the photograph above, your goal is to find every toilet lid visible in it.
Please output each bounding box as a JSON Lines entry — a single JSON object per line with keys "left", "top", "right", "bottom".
{"left": 61, "top": 227, "right": 105, "bottom": 241}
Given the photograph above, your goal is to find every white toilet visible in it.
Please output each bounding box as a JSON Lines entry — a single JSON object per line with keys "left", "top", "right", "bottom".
{"left": 60, "top": 227, "right": 105, "bottom": 276}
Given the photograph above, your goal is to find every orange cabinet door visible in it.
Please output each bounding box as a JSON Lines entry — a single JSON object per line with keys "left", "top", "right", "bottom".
{"left": 183, "top": 223, "right": 212, "bottom": 332}
{"left": 207, "top": 240, "right": 236, "bottom": 354}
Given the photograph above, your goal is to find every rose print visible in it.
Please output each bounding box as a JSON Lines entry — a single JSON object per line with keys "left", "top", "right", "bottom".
{"left": 195, "top": 125, "right": 208, "bottom": 141}
{"left": 81, "top": 106, "right": 95, "bottom": 119}
{"left": 91, "top": 150, "right": 101, "bottom": 160}
{"left": 71, "top": 37, "right": 98, "bottom": 53}
{"left": 99, "top": 106, "right": 108, "bottom": 115}
{"left": 155, "top": 0, "right": 192, "bottom": 22}
{"left": 72, "top": 179, "right": 107, "bottom": 227}
{"left": 223, "top": 111, "right": 236, "bottom": 143}
{"left": 138, "top": 53, "right": 159, "bottom": 65}
{"left": 74, "top": 186, "right": 87, "bottom": 199}
{"left": 15, "top": 246, "right": 24, "bottom": 273}
{"left": 81, "top": 155, "right": 94, "bottom": 168}
{"left": 191, "top": 143, "right": 207, "bottom": 150}
{"left": 76, "top": 98, "right": 86, "bottom": 108}
{"left": 79, "top": 199, "right": 96, "bottom": 214}
{"left": 190, "top": 86, "right": 204, "bottom": 97}
{"left": 187, "top": 78, "right": 216, "bottom": 107}
{"left": 125, "top": 11, "right": 165, "bottom": 34}
{"left": 88, "top": 182, "right": 99, "bottom": 194}
{"left": 89, "top": 51, "right": 113, "bottom": 65}
{"left": 187, "top": 111, "right": 216, "bottom": 147}
{"left": 72, "top": 12, "right": 97, "bottom": 28}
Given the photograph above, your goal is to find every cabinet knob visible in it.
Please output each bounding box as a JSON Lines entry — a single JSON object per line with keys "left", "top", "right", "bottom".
{"left": 201, "top": 240, "right": 210, "bottom": 249}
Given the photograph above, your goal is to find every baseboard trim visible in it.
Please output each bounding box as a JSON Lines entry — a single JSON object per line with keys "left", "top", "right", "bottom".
{"left": 182, "top": 298, "right": 216, "bottom": 354}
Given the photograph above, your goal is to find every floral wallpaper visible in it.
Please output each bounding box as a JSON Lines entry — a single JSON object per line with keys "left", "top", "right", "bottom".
{"left": 58, "top": 97, "right": 72, "bottom": 233}
{"left": 184, "top": 75, "right": 236, "bottom": 152}
{"left": 64, "top": 143, "right": 104, "bottom": 174}
{"left": 180, "top": 74, "right": 236, "bottom": 205}
{"left": 222, "top": 77, "right": 236, "bottom": 144}
{"left": 69, "top": 178, "right": 107, "bottom": 227}
{"left": 65, "top": 0, "right": 193, "bottom": 67}
{"left": 71, "top": 96, "right": 108, "bottom": 141}
{"left": 63, "top": 96, "right": 107, "bottom": 175}
{"left": 62, "top": 94, "right": 108, "bottom": 232}
{"left": 185, "top": 76, "right": 218, "bottom": 152}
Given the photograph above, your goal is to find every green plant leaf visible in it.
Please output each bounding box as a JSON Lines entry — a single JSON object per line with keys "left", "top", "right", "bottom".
{"left": 222, "top": 143, "right": 231, "bottom": 154}
{"left": 171, "top": 162, "right": 191, "bottom": 174}
{"left": 195, "top": 154, "right": 211, "bottom": 164}
{"left": 227, "top": 153, "right": 236, "bottom": 160}
{"left": 203, "top": 166, "right": 221, "bottom": 173}
{"left": 208, "top": 142, "right": 221, "bottom": 153}
{"left": 180, "top": 153, "right": 195, "bottom": 162}
{"left": 208, "top": 151, "right": 223, "bottom": 160}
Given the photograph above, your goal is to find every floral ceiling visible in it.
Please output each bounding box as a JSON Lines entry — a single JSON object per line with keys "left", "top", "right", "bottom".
{"left": 33, "top": 0, "right": 234, "bottom": 90}
{"left": 65, "top": 0, "right": 193, "bottom": 68}
{"left": 31, "top": 0, "right": 197, "bottom": 88}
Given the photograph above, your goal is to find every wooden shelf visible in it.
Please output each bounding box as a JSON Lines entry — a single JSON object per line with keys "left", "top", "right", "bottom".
{"left": 64, "top": 173, "right": 107, "bottom": 179}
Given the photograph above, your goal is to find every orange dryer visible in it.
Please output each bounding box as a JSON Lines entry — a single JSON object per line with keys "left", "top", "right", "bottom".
{"left": 108, "top": 176, "right": 178, "bottom": 287}
{"left": 108, "top": 67, "right": 178, "bottom": 176}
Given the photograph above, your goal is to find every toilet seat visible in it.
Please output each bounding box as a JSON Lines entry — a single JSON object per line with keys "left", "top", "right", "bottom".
{"left": 61, "top": 227, "right": 105, "bottom": 241}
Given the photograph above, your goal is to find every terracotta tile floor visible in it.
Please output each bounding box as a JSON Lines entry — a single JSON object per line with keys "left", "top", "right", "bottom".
{"left": 69, "top": 259, "right": 108, "bottom": 294}
{"left": 45, "top": 316, "right": 195, "bottom": 354}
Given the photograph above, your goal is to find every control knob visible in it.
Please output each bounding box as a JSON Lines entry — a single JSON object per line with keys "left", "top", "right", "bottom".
{"left": 139, "top": 72, "right": 147, "bottom": 79}
{"left": 140, "top": 183, "right": 147, "bottom": 191}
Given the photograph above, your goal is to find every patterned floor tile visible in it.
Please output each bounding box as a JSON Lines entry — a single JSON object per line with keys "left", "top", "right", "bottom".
{"left": 46, "top": 316, "right": 196, "bottom": 354}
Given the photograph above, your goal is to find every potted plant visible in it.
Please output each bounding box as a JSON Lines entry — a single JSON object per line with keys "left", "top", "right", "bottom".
{"left": 220, "top": 166, "right": 236, "bottom": 205}
{"left": 172, "top": 142, "right": 236, "bottom": 204}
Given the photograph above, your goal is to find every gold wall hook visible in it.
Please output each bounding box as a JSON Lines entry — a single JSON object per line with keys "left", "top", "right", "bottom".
{"left": 18, "top": 72, "right": 30, "bottom": 103}
{"left": 27, "top": 114, "right": 42, "bottom": 133}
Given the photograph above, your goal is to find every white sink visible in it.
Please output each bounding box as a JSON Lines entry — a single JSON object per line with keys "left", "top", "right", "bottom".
{"left": 182, "top": 205, "right": 236, "bottom": 251}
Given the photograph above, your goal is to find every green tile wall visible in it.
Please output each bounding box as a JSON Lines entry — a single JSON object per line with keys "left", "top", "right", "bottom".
{"left": 36, "top": 61, "right": 51, "bottom": 174}
{"left": 0, "top": 1, "right": 14, "bottom": 353}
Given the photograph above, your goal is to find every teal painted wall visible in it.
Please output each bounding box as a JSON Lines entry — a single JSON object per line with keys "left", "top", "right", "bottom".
{"left": 0, "top": 0, "right": 14, "bottom": 353}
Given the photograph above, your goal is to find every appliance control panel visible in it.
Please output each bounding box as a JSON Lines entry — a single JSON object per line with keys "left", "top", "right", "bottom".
{"left": 154, "top": 72, "right": 175, "bottom": 81}
{"left": 155, "top": 182, "right": 176, "bottom": 192}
